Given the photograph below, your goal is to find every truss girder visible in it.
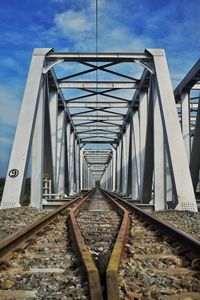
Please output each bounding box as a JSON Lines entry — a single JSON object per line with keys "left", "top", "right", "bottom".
{"left": 0, "top": 48, "right": 198, "bottom": 212}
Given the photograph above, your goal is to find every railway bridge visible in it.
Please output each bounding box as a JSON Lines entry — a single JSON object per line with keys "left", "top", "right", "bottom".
{"left": 1, "top": 48, "right": 200, "bottom": 212}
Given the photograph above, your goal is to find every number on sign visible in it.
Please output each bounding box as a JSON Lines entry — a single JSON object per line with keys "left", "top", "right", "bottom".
{"left": 8, "top": 169, "right": 19, "bottom": 178}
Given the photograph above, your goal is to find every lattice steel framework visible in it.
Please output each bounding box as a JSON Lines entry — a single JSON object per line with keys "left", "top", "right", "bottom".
{"left": 0, "top": 48, "right": 198, "bottom": 211}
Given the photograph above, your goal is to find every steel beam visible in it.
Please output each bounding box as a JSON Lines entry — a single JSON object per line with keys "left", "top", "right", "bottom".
{"left": 174, "top": 59, "right": 200, "bottom": 100}
{"left": 154, "top": 85, "right": 166, "bottom": 210}
{"left": 69, "top": 130, "right": 75, "bottom": 195}
{"left": 56, "top": 108, "right": 66, "bottom": 195}
{"left": 47, "top": 52, "right": 151, "bottom": 62}
{"left": 59, "top": 81, "right": 139, "bottom": 89}
{"left": 139, "top": 90, "right": 148, "bottom": 191}
{"left": 31, "top": 80, "right": 45, "bottom": 208}
{"left": 49, "top": 89, "right": 58, "bottom": 188}
{"left": 76, "top": 125, "right": 121, "bottom": 130}
{"left": 1, "top": 48, "right": 52, "bottom": 208}
{"left": 72, "top": 115, "right": 124, "bottom": 121}
{"left": 66, "top": 101, "right": 131, "bottom": 108}
{"left": 80, "top": 140, "right": 116, "bottom": 144}
{"left": 181, "top": 92, "right": 191, "bottom": 160}
{"left": 80, "top": 133, "right": 117, "bottom": 138}
{"left": 190, "top": 99, "right": 200, "bottom": 191}
{"left": 131, "top": 111, "right": 140, "bottom": 200}
{"left": 148, "top": 48, "right": 197, "bottom": 211}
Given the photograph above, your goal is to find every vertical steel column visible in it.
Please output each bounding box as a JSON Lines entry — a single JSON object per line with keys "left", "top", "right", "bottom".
{"left": 139, "top": 90, "right": 148, "bottom": 195}
{"left": 65, "top": 121, "right": 71, "bottom": 196}
{"left": 87, "top": 165, "right": 90, "bottom": 189}
{"left": 1, "top": 48, "right": 51, "bottom": 208}
{"left": 181, "top": 92, "right": 191, "bottom": 161}
{"left": 121, "top": 133, "right": 126, "bottom": 195}
{"left": 190, "top": 99, "right": 200, "bottom": 191}
{"left": 49, "top": 89, "right": 58, "bottom": 189}
{"left": 110, "top": 159, "right": 113, "bottom": 191}
{"left": 148, "top": 48, "right": 197, "bottom": 211}
{"left": 69, "top": 130, "right": 75, "bottom": 195}
{"left": 112, "top": 149, "right": 117, "bottom": 192}
{"left": 116, "top": 142, "right": 121, "bottom": 193}
{"left": 56, "top": 108, "right": 66, "bottom": 195}
{"left": 131, "top": 111, "right": 140, "bottom": 200}
{"left": 80, "top": 148, "right": 84, "bottom": 191}
{"left": 126, "top": 123, "right": 132, "bottom": 197}
{"left": 165, "top": 150, "right": 173, "bottom": 204}
{"left": 43, "top": 80, "right": 54, "bottom": 190}
{"left": 105, "top": 165, "right": 108, "bottom": 190}
{"left": 83, "top": 157, "right": 88, "bottom": 190}
{"left": 76, "top": 142, "right": 80, "bottom": 193}
{"left": 154, "top": 82, "right": 166, "bottom": 210}
{"left": 74, "top": 137, "right": 78, "bottom": 193}
{"left": 108, "top": 162, "right": 112, "bottom": 191}
{"left": 141, "top": 80, "right": 154, "bottom": 203}
{"left": 30, "top": 80, "right": 45, "bottom": 208}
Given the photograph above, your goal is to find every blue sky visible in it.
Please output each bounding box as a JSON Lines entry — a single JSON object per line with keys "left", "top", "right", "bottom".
{"left": 0, "top": 0, "right": 200, "bottom": 176}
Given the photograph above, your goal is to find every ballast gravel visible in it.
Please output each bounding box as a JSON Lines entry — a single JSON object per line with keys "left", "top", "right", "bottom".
{"left": 119, "top": 212, "right": 200, "bottom": 299}
{"left": 152, "top": 210, "right": 200, "bottom": 240}
{"left": 0, "top": 214, "right": 89, "bottom": 299}
{"left": 0, "top": 207, "right": 49, "bottom": 242}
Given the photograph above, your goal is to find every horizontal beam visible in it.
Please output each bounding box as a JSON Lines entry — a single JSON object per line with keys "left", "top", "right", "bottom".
{"left": 66, "top": 101, "right": 131, "bottom": 108}
{"left": 174, "top": 59, "right": 200, "bottom": 99}
{"left": 76, "top": 125, "right": 121, "bottom": 130}
{"left": 73, "top": 115, "right": 124, "bottom": 121}
{"left": 46, "top": 52, "right": 151, "bottom": 62}
{"left": 84, "top": 149, "right": 112, "bottom": 152}
{"left": 86, "top": 152, "right": 111, "bottom": 155}
{"left": 86, "top": 156, "right": 110, "bottom": 162}
{"left": 78, "top": 129, "right": 118, "bottom": 134}
{"left": 80, "top": 140, "right": 116, "bottom": 144}
{"left": 88, "top": 162, "right": 107, "bottom": 165}
{"left": 79, "top": 133, "right": 117, "bottom": 137}
{"left": 59, "top": 81, "right": 139, "bottom": 89}
{"left": 80, "top": 136, "right": 114, "bottom": 140}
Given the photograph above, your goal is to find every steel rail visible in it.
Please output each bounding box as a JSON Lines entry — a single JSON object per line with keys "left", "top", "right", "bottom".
{"left": 68, "top": 189, "right": 130, "bottom": 300}
{"left": 103, "top": 190, "right": 200, "bottom": 259}
{"left": 0, "top": 190, "right": 92, "bottom": 262}
{"left": 101, "top": 190, "right": 130, "bottom": 300}
{"left": 68, "top": 189, "right": 103, "bottom": 300}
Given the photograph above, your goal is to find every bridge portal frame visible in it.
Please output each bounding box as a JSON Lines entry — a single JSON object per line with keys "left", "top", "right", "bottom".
{"left": 0, "top": 48, "right": 198, "bottom": 211}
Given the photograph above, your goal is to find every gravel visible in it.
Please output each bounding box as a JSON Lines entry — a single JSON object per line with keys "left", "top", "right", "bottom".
{"left": 0, "top": 214, "right": 89, "bottom": 299}
{"left": 0, "top": 207, "right": 49, "bottom": 242}
{"left": 119, "top": 214, "right": 200, "bottom": 299}
{"left": 151, "top": 210, "right": 200, "bottom": 240}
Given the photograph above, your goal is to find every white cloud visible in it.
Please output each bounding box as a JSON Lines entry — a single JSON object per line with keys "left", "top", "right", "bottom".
{"left": 54, "top": 10, "right": 92, "bottom": 34}
{"left": 52, "top": 2, "right": 153, "bottom": 54}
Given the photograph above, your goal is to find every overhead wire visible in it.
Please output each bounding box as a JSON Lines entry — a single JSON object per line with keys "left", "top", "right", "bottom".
{"left": 95, "top": 0, "right": 100, "bottom": 180}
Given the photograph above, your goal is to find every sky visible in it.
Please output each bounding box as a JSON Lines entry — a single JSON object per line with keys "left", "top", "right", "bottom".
{"left": 0, "top": 0, "right": 200, "bottom": 177}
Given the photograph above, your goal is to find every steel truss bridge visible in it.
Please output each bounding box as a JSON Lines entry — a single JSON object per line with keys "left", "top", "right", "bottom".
{"left": 1, "top": 48, "right": 200, "bottom": 211}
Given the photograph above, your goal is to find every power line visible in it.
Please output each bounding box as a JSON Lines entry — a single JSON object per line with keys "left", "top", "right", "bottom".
{"left": 96, "top": 0, "right": 99, "bottom": 155}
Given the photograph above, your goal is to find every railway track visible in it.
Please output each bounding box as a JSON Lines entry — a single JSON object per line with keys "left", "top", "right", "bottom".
{"left": 106, "top": 192, "right": 200, "bottom": 300}
{"left": 0, "top": 188, "right": 200, "bottom": 299}
{"left": 0, "top": 192, "right": 93, "bottom": 300}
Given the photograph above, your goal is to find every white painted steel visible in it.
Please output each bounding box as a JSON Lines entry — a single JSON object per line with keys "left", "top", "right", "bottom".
{"left": 1, "top": 48, "right": 51, "bottom": 208}
{"left": 2, "top": 48, "right": 198, "bottom": 212}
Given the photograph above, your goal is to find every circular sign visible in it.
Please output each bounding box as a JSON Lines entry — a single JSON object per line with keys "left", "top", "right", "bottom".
{"left": 9, "top": 169, "right": 19, "bottom": 178}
